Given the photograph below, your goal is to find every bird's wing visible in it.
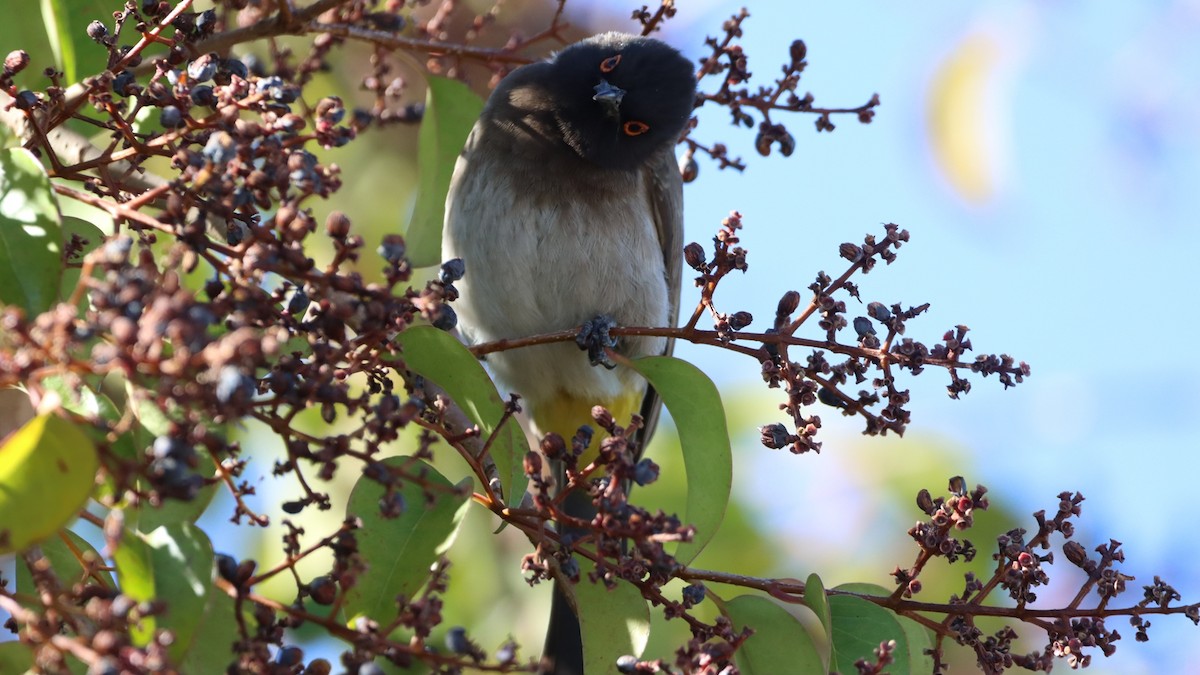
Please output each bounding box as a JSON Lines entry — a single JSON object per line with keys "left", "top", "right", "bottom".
{"left": 635, "top": 145, "right": 684, "bottom": 451}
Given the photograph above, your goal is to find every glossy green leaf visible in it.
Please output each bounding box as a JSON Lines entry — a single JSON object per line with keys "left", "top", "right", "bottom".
{"left": 628, "top": 355, "right": 731, "bottom": 566}
{"left": 0, "top": 147, "right": 63, "bottom": 316}
{"left": 396, "top": 325, "right": 524, "bottom": 507}
{"left": 147, "top": 523, "right": 214, "bottom": 660}
{"left": 343, "top": 457, "right": 472, "bottom": 621}
{"left": 112, "top": 522, "right": 214, "bottom": 656}
{"left": 835, "top": 582, "right": 933, "bottom": 674}
{"left": 722, "top": 594, "right": 822, "bottom": 675}
{"left": 569, "top": 561, "right": 651, "bottom": 673}
{"left": 177, "top": 587, "right": 240, "bottom": 673}
{"left": 829, "top": 582, "right": 933, "bottom": 675}
{"left": 405, "top": 75, "right": 483, "bottom": 267}
{"left": 17, "top": 528, "right": 114, "bottom": 592}
{"left": 0, "top": 641, "right": 34, "bottom": 672}
{"left": 0, "top": 414, "right": 97, "bottom": 554}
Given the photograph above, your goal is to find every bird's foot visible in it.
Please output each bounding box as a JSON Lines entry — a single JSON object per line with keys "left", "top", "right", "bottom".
{"left": 575, "top": 315, "right": 619, "bottom": 369}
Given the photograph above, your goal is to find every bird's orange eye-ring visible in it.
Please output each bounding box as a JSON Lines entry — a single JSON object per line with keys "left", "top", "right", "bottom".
{"left": 623, "top": 120, "right": 650, "bottom": 136}
{"left": 599, "top": 54, "right": 622, "bottom": 73}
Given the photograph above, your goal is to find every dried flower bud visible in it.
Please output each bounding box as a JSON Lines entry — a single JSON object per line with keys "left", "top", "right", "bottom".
{"left": 759, "top": 423, "right": 791, "bottom": 449}
{"left": 683, "top": 242, "right": 706, "bottom": 270}
{"left": 591, "top": 405, "right": 614, "bottom": 431}
{"left": 1063, "top": 541, "right": 1089, "bottom": 567}
{"left": 816, "top": 387, "right": 845, "bottom": 408}
{"left": 839, "top": 242, "right": 863, "bottom": 262}
{"left": 789, "top": 39, "right": 807, "bottom": 66}
{"left": 378, "top": 234, "right": 406, "bottom": 264}
{"left": 325, "top": 211, "right": 350, "bottom": 239}
{"left": 754, "top": 129, "right": 772, "bottom": 157}
{"left": 86, "top": 20, "right": 108, "bottom": 42}
{"left": 778, "top": 132, "right": 796, "bottom": 157}
{"left": 4, "top": 50, "right": 29, "bottom": 75}
{"left": 679, "top": 153, "right": 698, "bottom": 183}
{"left": 776, "top": 290, "right": 801, "bottom": 318}
{"left": 728, "top": 311, "right": 753, "bottom": 331}
{"left": 523, "top": 451, "right": 542, "bottom": 477}
{"left": 853, "top": 316, "right": 876, "bottom": 338}
{"left": 540, "top": 432, "right": 566, "bottom": 460}
{"left": 916, "top": 488, "right": 935, "bottom": 515}
{"left": 632, "top": 458, "right": 659, "bottom": 486}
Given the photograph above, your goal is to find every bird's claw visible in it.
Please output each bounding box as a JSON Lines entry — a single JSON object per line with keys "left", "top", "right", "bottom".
{"left": 576, "top": 315, "right": 619, "bottom": 369}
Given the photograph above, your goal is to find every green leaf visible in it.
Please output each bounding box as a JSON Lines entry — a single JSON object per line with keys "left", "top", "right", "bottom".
{"left": 112, "top": 522, "right": 214, "bottom": 656}
{"left": 343, "top": 457, "right": 472, "bottom": 621}
{"left": 58, "top": 215, "right": 106, "bottom": 304}
{"left": 405, "top": 75, "right": 483, "bottom": 267}
{"left": 40, "top": 0, "right": 76, "bottom": 83}
{"left": 111, "top": 525, "right": 156, "bottom": 643}
{"left": 127, "top": 385, "right": 173, "bottom": 437}
{"left": 804, "top": 572, "right": 832, "bottom": 642}
{"left": 570, "top": 562, "right": 651, "bottom": 673}
{"left": 829, "top": 582, "right": 933, "bottom": 675}
{"left": 395, "top": 325, "right": 524, "bottom": 507}
{"left": 17, "top": 528, "right": 114, "bottom": 592}
{"left": 628, "top": 355, "right": 731, "bottom": 566}
{"left": 722, "top": 594, "right": 822, "bottom": 675}
{"left": 835, "top": 582, "right": 933, "bottom": 674}
{"left": 177, "top": 586, "right": 240, "bottom": 673}
{"left": 0, "top": 414, "right": 97, "bottom": 554}
{"left": 0, "top": 641, "right": 34, "bottom": 673}
{"left": 0, "top": 147, "right": 63, "bottom": 316}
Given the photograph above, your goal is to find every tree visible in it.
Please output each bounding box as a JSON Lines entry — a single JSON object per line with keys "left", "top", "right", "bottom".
{"left": 0, "top": 1, "right": 1193, "bottom": 673}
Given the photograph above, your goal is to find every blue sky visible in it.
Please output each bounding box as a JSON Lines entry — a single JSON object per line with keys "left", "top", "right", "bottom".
{"left": 636, "top": 2, "right": 1200, "bottom": 671}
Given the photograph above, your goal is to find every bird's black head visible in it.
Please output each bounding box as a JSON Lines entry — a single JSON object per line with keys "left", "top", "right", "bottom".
{"left": 523, "top": 33, "right": 696, "bottom": 171}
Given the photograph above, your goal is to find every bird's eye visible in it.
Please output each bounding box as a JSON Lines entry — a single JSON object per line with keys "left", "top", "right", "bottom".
{"left": 623, "top": 120, "right": 650, "bottom": 136}
{"left": 599, "top": 54, "right": 622, "bottom": 73}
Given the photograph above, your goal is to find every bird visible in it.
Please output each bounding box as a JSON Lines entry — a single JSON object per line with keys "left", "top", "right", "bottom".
{"left": 441, "top": 32, "right": 696, "bottom": 674}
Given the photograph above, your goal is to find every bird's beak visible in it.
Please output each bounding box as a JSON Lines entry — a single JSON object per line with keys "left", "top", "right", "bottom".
{"left": 592, "top": 79, "right": 625, "bottom": 118}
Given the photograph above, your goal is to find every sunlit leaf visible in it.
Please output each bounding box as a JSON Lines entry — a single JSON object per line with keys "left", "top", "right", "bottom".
{"left": 405, "top": 75, "right": 483, "bottom": 267}
{"left": 396, "top": 325, "right": 524, "bottom": 507}
{"left": 112, "top": 522, "right": 214, "bottom": 656}
{"left": 0, "top": 413, "right": 97, "bottom": 554}
{"left": 569, "top": 561, "right": 651, "bottom": 673}
{"left": 0, "top": 147, "right": 63, "bottom": 316}
{"left": 343, "top": 457, "right": 472, "bottom": 621}
{"left": 177, "top": 587, "right": 241, "bottom": 673}
{"left": 629, "top": 355, "right": 731, "bottom": 565}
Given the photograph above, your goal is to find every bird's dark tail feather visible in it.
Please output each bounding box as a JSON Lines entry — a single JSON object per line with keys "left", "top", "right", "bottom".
{"left": 542, "top": 580, "right": 586, "bottom": 675}
{"left": 541, "top": 482, "right": 595, "bottom": 674}
{"left": 541, "top": 388, "right": 660, "bottom": 673}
